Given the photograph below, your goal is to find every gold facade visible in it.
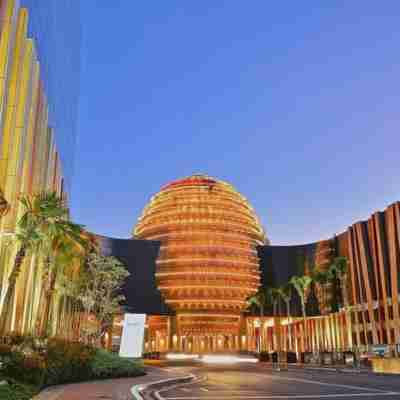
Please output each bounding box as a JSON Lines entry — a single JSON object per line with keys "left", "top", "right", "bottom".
{"left": 135, "top": 175, "right": 265, "bottom": 348}
{"left": 0, "top": 0, "right": 66, "bottom": 334}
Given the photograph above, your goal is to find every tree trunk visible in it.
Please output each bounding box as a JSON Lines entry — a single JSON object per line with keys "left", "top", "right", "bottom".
{"left": 39, "top": 265, "right": 58, "bottom": 336}
{"left": 0, "top": 246, "right": 26, "bottom": 334}
{"left": 302, "top": 301, "right": 307, "bottom": 352}
{"left": 340, "top": 275, "right": 352, "bottom": 350}
{"left": 340, "top": 276, "right": 348, "bottom": 308}
{"left": 286, "top": 300, "right": 292, "bottom": 351}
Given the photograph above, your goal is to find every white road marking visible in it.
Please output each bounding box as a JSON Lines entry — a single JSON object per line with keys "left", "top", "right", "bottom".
{"left": 154, "top": 377, "right": 206, "bottom": 400}
{"left": 163, "top": 393, "right": 400, "bottom": 399}
{"left": 266, "top": 375, "right": 388, "bottom": 393}
{"left": 154, "top": 371, "right": 398, "bottom": 400}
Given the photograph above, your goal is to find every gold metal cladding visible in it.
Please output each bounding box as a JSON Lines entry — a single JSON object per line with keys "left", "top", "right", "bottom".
{"left": 0, "top": 1, "right": 66, "bottom": 334}
{"left": 135, "top": 174, "right": 266, "bottom": 335}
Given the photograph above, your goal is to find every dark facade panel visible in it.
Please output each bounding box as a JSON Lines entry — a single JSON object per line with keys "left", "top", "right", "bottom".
{"left": 97, "top": 235, "right": 172, "bottom": 315}
{"left": 257, "top": 243, "right": 320, "bottom": 317}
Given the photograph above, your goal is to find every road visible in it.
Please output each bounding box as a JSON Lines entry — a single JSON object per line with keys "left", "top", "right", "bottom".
{"left": 149, "top": 363, "right": 400, "bottom": 400}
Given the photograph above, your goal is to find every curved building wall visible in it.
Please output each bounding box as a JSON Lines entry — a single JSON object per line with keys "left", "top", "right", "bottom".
{"left": 257, "top": 240, "right": 335, "bottom": 317}
{"left": 97, "top": 235, "right": 169, "bottom": 315}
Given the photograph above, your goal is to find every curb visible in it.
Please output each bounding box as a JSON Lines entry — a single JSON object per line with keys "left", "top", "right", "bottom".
{"left": 131, "top": 374, "right": 196, "bottom": 400}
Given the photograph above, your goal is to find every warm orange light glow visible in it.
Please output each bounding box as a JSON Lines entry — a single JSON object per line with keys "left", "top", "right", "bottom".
{"left": 134, "top": 174, "right": 265, "bottom": 336}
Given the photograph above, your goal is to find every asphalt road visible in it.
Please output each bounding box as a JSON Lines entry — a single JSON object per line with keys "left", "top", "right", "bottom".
{"left": 150, "top": 364, "right": 400, "bottom": 400}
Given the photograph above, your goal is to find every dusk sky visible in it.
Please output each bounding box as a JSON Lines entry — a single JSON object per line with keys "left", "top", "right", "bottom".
{"left": 71, "top": 1, "right": 400, "bottom": 245}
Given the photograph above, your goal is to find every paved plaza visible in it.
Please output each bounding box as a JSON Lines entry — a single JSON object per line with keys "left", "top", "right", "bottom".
{"left": 34, "top": 362, "right": 400, "bottom": 400}
{"left": 144, "top": 363, "right": 400, "bottom": 400}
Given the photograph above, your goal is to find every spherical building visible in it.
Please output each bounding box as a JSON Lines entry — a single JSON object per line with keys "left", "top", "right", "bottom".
{"left": 134, "top": 174, "right": 265, "bottom": 350}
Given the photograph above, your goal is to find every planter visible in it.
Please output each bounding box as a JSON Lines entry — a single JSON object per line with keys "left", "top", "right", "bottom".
{"left": 371, "top": 358, "right": 400, "bottom": 374}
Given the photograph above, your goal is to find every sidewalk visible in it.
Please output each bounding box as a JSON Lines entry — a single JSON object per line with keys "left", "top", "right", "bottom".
{"left": 33, "top": 367, "right": 187, "bottom": 400}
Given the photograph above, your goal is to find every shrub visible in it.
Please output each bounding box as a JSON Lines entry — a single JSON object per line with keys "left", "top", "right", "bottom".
{"left": 0, "top": 343, "right": 12, "bottom": 357}
{"left": 89, "top": 349, "right": 145, "bottom": 379}
{"left": 1, "top": 335, "right": 145, "bottom": 390}
{"left": 0, "top": 378, "right": 38, "bottom": 400}
{"left": 3, "top": 352, "right": 46, "bottom": 386}
{"left": 3, "top": 333, "right": 26, "bottom": 346}
{"left": 45, "top": 338, "right": 95, "bottom": 385}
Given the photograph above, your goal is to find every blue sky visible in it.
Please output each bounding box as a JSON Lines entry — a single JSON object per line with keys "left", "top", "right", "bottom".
{"left": 71, "top": 1, "right": 400, "bottom": 245}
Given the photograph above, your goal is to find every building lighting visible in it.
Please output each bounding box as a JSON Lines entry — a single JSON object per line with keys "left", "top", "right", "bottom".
{"left": 166, "top": 353, "right": 199, "bottom": 360}
{"left": 134, "top": 174, "right": 265, "bottom": 341}
{"left": 201, "top": 355, "right": 258, "bottom": 364}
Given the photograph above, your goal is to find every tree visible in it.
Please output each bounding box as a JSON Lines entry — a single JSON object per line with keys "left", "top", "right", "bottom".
{"left": 290, "top": 275, "right": 312, "bottom": 352}
{"left": 268, "top": 287, "right": 281, "bottom": 316}
{"left": 267, "top": 287, "right": 281, "bottom": 352}
{"left": 0, "top": 189, "right": 9, "bottom": 217}
{"left": 38, "top": 225, "right": 93, "bottom": 336}
{"left": 328, "top": 256, "right": 351, "bottom": 352}
{"left": 329, "top": 257, "right": 349, "bottom": 308}
{"left": 247, "top": 287, "right": 269, "bottom": 317}
{"left": 278, "top": 284, "right": 292, "bottom": 351}
{"left": 311, "top": 269, "right": 330, "bottom": 315}
{"left": 0, "top": 192, "right": 89, "bottom": 335}
{"left": 0, "top": 226, "right": 39, "bottom": 333}
{"left": 78, "top": 253, "right": 129, "bottom": 347}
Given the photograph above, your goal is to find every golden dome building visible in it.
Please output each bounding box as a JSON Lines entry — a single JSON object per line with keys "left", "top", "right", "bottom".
{"left": 134, "top": 174, "right": 266, "bottom": 353}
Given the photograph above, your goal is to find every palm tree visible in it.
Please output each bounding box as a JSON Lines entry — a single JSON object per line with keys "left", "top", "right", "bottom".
{"left": 0, "top": 189, "right": 9, "bottom": 217}
{"left": 311, "top": 269, "right": 330, "bottom": 315}
{"left": 248, "top": 287, "right": 269, "bottom": 317}
{"left": 329, "top": 257, "right": 348, "bottom": 308}
{"left": 0, "top": 225, "right": 40, "bottom": 334}
{"left": 267, "top": 287, "right": 281, "bottom": 351}
{"left": 278, "top": 284, "right": 292, "bottom": 351}
{"left": 268, "top": 287, "right": 281, "bottom": 316}
{"left": 329, "top": 256, "right": 351, "bottom": 351}
{"left": 0, "top": 192, "right": 88, "bottom": 335}
{"left": 311, "top": 269, "right": 332, "bottom": 352}
{"left": 38, "top": 224, "right": 92, "bottom": 336}
{"left": 290, "top": 275, "right": 312, "bottom": 352}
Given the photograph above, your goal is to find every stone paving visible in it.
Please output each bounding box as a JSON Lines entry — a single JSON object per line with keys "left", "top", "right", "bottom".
{"left": 33, "top": 367, "right": 187, "bottom": 400}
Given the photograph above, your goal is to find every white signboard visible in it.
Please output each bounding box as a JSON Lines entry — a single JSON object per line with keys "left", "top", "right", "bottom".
{"left": 119, "top": 313, "right": 146, "bottom": 358}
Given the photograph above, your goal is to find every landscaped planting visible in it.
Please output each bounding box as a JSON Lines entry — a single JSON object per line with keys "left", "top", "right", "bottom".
{"left": 0, "top": 335, "right": 145, "bottom": 398}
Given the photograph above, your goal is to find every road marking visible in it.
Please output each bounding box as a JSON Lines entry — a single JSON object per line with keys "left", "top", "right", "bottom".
{"left": 266, "top": 375, "right": 388, "bottom": 393}
{"left": 131, "top": 374, "right": 196, "bottom": 400}
{"left": 154, "top": 377, "right": 206, "bottom": 400}
{"left": 163, "top": 393, "right": 400, "bottom": 399}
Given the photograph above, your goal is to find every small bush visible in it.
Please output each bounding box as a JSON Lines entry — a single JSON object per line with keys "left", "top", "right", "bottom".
{"left": 0, "top": 343, "right": 12, "bottom": 357}
{"left": 89, "top": 349, "right": 145, "bottom": 379}
{"left": 3, "top": 352, "right": 46, "bottom": 386}
{"left": 0, "top": 378, "right": 38, "bottom": 400}
{"left": 45, "top": 338, "right": 95, "bottom": 385}
{"left": 1, "top": 335, "right": 145, "bottom": 391}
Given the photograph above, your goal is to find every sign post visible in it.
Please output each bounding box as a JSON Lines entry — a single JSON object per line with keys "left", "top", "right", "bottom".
{"left": 119, "top": 314, "right": 146, "bottom": 358}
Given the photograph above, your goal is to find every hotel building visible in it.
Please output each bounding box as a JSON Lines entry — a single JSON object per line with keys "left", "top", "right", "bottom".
{"left": 0, "top": 0, "right": 80, "bottom": 334}
{"left": 98, "top": 175, "right": 400, "bottom": 356}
